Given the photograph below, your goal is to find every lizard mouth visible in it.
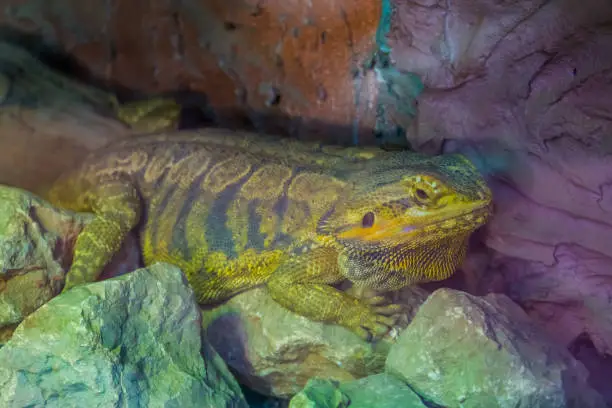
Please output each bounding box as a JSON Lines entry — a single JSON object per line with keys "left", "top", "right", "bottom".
{"left": 341, "top": 204, "right": 492, "bottom": 243}
{"left": 401, "top": 205, "right": 491, "bottom": 234}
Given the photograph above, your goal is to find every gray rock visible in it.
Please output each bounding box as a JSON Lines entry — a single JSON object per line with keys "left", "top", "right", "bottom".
{"left": 0, "top": 262, "right": 247, "bottom": 408}
{"left": 0, "top": 185, "right": 86, "bottom": 328}
{"left": 385, "top": 288, "right": 606, "bottom": 408}
{"left": 202, "top": 285, "right": 428, "bottom": 398}
{"left": 0, "top": 184, "right": 139, "bottom": 336}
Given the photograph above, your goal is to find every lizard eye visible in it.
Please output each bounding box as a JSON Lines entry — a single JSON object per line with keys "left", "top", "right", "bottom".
{"left": 362, "top": 212, "right": 375, "bottom": 228}
{"left": 415, "top": 188, "right": 429, "bottom": 200}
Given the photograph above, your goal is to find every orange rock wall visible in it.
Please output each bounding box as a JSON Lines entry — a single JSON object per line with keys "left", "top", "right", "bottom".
{"left": 1, "top": 0, "right": 383, "bottom": 142}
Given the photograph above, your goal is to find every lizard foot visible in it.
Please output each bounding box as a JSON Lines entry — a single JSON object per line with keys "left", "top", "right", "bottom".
{"left": 345, "top": 296, "right": 405, "bottom": 342}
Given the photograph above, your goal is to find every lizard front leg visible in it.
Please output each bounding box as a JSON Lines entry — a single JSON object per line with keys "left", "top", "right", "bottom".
{"left": 266, "top": 246, "right": 401, "bottom": 341}
{"left": 62, "top": 180, "right": 141, "bottom": 292}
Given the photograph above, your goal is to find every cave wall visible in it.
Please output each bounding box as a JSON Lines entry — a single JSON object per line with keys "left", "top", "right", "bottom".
{"left": 0, "top": 0, "right": 399, "bottom": 144}
{"left": 1, "top": 0, "right": 612, "bottom": 370}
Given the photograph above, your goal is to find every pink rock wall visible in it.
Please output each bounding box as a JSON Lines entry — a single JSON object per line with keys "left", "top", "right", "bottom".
{"left": 389, "top": 0, "right": 612, "bottom": 355}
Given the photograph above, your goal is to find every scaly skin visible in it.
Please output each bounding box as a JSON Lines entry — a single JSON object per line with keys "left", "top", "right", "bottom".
{"left": 46, "top": 129, "right": 492, "bottom": 340}
{"left": 112, "top": 97, "right": 181, "bottom": 132}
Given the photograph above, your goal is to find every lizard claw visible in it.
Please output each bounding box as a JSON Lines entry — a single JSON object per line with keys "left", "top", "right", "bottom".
{"left": 366, "top": 295, "right": 404, "bottom": 314}
{"left": 364, "top": 295, "right": 388, "bottom": 306}
{"left": 345, "top": 296, "right": 406, "bottom": 342}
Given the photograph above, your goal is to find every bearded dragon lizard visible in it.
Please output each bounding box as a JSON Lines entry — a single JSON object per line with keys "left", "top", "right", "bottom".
{"left": 46, "top": 129, "right": 492, "bottom": 340}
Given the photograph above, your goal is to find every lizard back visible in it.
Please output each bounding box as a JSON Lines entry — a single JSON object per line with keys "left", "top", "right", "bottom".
{"left": 48, "top": 131, "right": 362, "bottom": 272}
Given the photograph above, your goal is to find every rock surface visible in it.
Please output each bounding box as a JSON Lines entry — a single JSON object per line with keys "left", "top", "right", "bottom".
{"left": 0, "top": 185, "right": 87, "bottom": 330}
{"left": 0, "top": 262, "right": 248, "bottom": 408}
{"left": 0, "top": 0, "right": 425, "bottom": 146}
{"left": 201, "top": 285, "right": 429, "bottom": 398}
{"left": 289, "top": 374, "right": 426, "bottom": 408}
{"left": 0, "top": 41, "right": 131, "bottom": 193}
{"left": 385, "top": 288, "right": 606, "bottom": 408}
{"left": 389, "top": 0, "right": 612, "bottom": 362}
{"left": 0, "top": 185, "right": 139, "bottom": 338}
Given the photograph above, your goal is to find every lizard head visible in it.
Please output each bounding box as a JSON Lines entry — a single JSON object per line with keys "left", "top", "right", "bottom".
{"left": 317, "top": 151, "right": 492, "bottom": 288}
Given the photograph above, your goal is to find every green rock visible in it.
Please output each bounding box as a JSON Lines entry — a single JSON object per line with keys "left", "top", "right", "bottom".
{"left": 289, "top": 374, "right": 426, "bottom": 408}
{"left": 0, "top": 185, "right": 88, "bottom": 329}
{"left": 289, "top": 378, "right": 350, "bottom": 408}
{"left": 385, "top": 288, "right": 606, "bottom": 408}
{"left": 0, "top": 262, "right": 248, "bottom": 408}
{"left": 340, "top": 374, "right": 426, "bottom": 408}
